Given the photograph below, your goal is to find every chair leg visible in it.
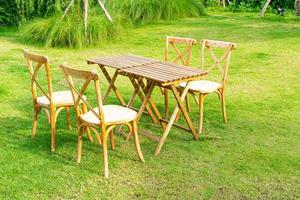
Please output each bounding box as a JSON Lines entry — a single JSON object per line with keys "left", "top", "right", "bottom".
{"left": 50, "top": 107, "right": 56, "bottom": 152}
{"left": 86, "top": 127, "right": 93, "bottom": 142}
{"left": 125, "top": 127, "right": 132, "bottom": 142}
{"left": 220, "top": 90, "right": 227, "bottom": 123}
{"left": 132, "top": 120, "right": 145, "bottom": 163}
{"left": 110, "top": 129, "right": 115, "bottom": 150}
{"left": 82, "top": 104, "right": 93, "bottom": 141}
{"left": 174, "top": 91, "right": 183, "bottom": 122}
{"left": 198, "top": 94, "right": 205, "bottom": 134}
{"left": 101, "top": 129, "right": 109, "bottom": 178}
{"left": 95, "top": 130, "right": 102, "bottom": 145}
{"left": 66, "top": 107, "right": 72, "bottom": 130}
{"left": 185, "top": 95, "right": 191, "bottom": 112}
{"left": 32, "top": 108, "right": 39, "bottom": 139}
{"left": 77, "top": 127, "right": 83, "bottom": 163}
{"left": 164, "top": 88, "right": 169, "bottom": 119}
{"left": 175, "top": 109, "right": 181, "bottom": 122}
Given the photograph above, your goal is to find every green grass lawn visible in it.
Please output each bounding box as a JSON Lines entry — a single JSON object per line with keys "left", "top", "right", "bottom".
{"left": 0, "top": 12, "right": 299, "bottom": 199}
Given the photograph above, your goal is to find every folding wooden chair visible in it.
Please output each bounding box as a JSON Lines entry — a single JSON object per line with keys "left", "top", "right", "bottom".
{"left": 164, "top": 36, "right": 197, "bottom": 118}
{"left": 60, "top": 64, "right": 145, "bottom": 178}
{"left": 23, "top": 50, "right": 91, "bottom": 152}
{"left": 179, "top": 39, "right": 237, "bottom": 133}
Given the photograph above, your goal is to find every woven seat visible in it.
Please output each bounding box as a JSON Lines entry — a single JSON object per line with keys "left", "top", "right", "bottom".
{"left": 179, "top": 80, "right": 222, "bottom": 94}
{"left": 37, "top": 91, "right": 86, "bottom": 107}
{"left": 80, "top": 105, "right": 137, "bottom": 126}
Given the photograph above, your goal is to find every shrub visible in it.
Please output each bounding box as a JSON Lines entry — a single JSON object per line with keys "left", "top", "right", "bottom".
{"left": 18, "top": 0, "right": 207, "bottom": 48}
{"left": 110, "top": 0, "right": 207, "bottom": 23}
{"left": 205, "top": 0, "right": 296, "bottom": 12}
{"left": 20, "top": 8, "right": 123, "bottom": 48}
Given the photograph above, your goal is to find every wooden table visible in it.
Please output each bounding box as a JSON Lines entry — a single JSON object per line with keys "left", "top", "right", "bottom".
{"left": 87, "top": 55, "right": 160, "bottom": 125}
{"left": 87, "top": 55, "right": 207, "bottom": 155}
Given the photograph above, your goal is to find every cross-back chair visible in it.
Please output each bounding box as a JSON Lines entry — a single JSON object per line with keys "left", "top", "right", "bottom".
{"left": 23, "top": 49, "right": 91, "bottom": 152}
{"left": 60, "top": 64, "right": 145, "bottom": 178}
{"left": 164, "top": 36, "right": 197, "bottom": 118}
{"left": 179, "top": 39, "right": 237, "bottom": 133}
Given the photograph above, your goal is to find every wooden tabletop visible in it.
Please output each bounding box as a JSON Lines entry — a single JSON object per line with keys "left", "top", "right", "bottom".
{"left": 87, "top": 55, "right": 160, "bottom": 70}
{"left": 121, "top": 61, "right": 207, "bottom": 86}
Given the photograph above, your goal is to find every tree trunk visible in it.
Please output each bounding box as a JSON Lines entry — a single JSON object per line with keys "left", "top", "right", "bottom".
{"left": 222, "top": 0, "right": 226, "bottom": 8}
{"left": 295, "top": 0, "right": 300, "bottom": 16}
{"left": 97, "top": 0, "right": 112, "bottom": 22}
{"left": 62, "top": 0, "right": 74, "bottom": 19}
{"left": 260, "top": 0, "right": 272, "bottom": 17}
{"left": 83, "top": 0, "right": 89, "bottom": 38}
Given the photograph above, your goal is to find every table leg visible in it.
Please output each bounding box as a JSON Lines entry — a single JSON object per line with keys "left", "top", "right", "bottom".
{"left": 136, "top": 81, "right": 155, "bottom": 122}
{"left": 170, "top": 85, "right": 198, "bottom": 140}
{"left": 129, "top": 77, "right": 158, "bottom": 125}
{"left": 115, "top": 83, "right": 139, "bottom": 135}
{"left": 98, "top": 65, "right": 126, "bottom": 106}
{"left": 137, "top": 79, "right": 166, "bottom": 129}
{"left": 103, "top": 71, "right": 118, "bottom": 103}
{"left": 155, "top": 82, "right": 197, "bottom": 155}
{"left": 116, "top": 78, "right": 158, "bottom": 136}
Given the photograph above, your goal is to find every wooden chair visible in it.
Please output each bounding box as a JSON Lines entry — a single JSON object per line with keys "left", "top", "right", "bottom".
{"left": 179, "top": 39, "right": 237, "bottom": 133}
{"left": 164, "top": 36, "right": 197, "bottom": 118}
{"left": 23, "top": 49, "right": 91, "bottom": 152}
{"left": 60, "top": 64, "right": 145, "bottom": 178}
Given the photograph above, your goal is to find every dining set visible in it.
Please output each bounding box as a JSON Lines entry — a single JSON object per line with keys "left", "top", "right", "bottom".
{"left": 23, "top": 36, "right": 236, "bottom": 178}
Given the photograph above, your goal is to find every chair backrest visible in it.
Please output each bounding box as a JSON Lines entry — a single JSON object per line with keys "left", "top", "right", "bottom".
{"left": 23, "top": 49, "right": 54, "bottom": 104}
{"left": 165, "top": 36, "right": 197, "bottom": 66}
{"left": 60, "top": 64, "right": 105, "bottom": 127}
{"left": 200, "top": 39, "right": 237, "bottom": 86}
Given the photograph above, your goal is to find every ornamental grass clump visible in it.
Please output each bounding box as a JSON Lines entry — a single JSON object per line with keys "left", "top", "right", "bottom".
{"left": 20, "top": 8, "right": 123, "bottom": 48}
{"left": 110, "top": 0, "right": 207, "bottom": 23}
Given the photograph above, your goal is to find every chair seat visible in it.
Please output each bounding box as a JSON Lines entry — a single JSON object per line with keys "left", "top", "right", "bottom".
{"left": 80, "top": 105, "right": 137, "bottom": 126}
{"left": 179, "top": 80, "right": 222, "bottom": 93}
{"left": 37, "top": 91, "right": 83, "bottom": 107}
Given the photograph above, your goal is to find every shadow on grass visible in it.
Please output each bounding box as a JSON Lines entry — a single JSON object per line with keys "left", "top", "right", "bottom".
{"left": 0, "top": 114, "right": 81, "bottom": 165}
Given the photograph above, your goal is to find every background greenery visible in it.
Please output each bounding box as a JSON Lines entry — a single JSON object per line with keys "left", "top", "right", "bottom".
{"left": 109, "top": 0, "right": 207, "bottom": 23}
{"left": 19, "top": 7, "right": 123, "bottom": 48}
{"left": 0, "top": 12, "right": 299, "bottom": 199}
{"left": 1, "top": 0, "right": 208, "bottom": 25}
{"left": 1, "top": 0, "right": 297, "bottom": 26}
{"left": 204, "top": 0, "right": 296, "bottom": 12}
{"left": 10, "top": 0, "right": 207, "bottom": 47}
{"left": 1, "top": 0, "right": 297, "bottom": 47}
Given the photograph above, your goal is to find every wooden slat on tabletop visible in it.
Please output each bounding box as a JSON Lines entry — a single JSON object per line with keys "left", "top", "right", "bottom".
{"left": 87, "top": 55, "right": 160, "bottom": 69}
{"left": 145, "top": 63, "right": 200, "bottom": 77}
{"left": 123, "top": 67, "right": 192, "bottom": 82}
{"left": 122, "top": 62, "right": 207, "bottom": 85}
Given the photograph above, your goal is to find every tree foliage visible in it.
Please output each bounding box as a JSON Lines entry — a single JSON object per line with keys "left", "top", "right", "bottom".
{"left": 0, "top": 0, "right": 19, "bottom": 25}
{"left": 0, "top": 0, "right": 69, "bottom": 25}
